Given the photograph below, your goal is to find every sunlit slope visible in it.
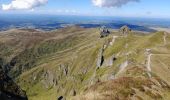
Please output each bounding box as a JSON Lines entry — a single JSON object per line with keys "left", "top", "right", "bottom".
{"left": 72, "top": 31, "right": 170, "bottom": 100}
{"left": 1, "top": 27, "right": 170, "bottom": 100}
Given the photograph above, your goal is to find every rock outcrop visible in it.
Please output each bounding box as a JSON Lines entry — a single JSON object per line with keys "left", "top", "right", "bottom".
{"left": 97, "top": 48, "right": 104, "bottom": 68}
{"left": 100, "top": 26, "right": 110, "bottom": 38}
{"left": 119, "top": 25, "right": 131, "bottom": 35}
{"left": 42, "top": 70, "right": 58, "bottom": 89}
{"left": 103, "top": 55, "right": 117, "bottom": 67}
{"left": 59, "top": 64, "right": 69, "bottom": 76}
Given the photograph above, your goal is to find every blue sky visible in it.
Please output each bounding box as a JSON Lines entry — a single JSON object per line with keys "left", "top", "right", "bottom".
{"left": 0, "top": 0, "right": 170, "bottom": 18}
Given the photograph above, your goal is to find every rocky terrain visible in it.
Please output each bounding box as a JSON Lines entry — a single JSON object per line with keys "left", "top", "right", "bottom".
{"left": 0, "top": 26, "right": 170, "bottom": 100}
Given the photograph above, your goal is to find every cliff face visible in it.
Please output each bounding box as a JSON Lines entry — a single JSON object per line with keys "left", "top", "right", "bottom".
{"left": 0, "top": 27, "right": 170, "bottom": 100}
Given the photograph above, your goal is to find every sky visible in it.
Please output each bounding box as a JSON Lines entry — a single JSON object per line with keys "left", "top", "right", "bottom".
{"left": 0, "top": 0, "right": 170, "bottom": 18}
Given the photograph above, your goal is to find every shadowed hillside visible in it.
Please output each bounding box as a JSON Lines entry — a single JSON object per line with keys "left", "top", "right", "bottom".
{"left": 0, "top": 63, "right": 27, "bottom": 100}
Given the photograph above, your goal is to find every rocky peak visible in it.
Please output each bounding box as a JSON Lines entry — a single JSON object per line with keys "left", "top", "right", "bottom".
{"left": 100, "top": 26, "right": 110, "bottom": 38}
{"left": 119, "top": 25, "right": 131, "bottom": 35}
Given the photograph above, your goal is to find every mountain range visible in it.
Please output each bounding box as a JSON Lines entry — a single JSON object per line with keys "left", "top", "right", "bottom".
{"left": 0, "top": 26, "right": 170, "bottom": 100}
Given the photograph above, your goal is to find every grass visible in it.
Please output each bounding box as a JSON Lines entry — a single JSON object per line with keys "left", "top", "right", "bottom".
{"left": 73, "top": 77, "right": 170, "bottom": 100}
{"left": 1, "top": 27, "right": 170, "bottom": 100}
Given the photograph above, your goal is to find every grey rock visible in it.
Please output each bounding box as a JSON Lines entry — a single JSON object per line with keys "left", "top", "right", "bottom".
{"left": 103, "top": 55, "right": 117, "bottom": 67}
{"left": 42, "top": 70, "right": 57, "bottom": 89}
{"left": 59, "top": 64, "right": 69, "bottom": 76}
{"left": 100, "top": 26, "right": 110, "bottom": 38}
{"left": 97, "top": 48, "right": 104, "bottom": 68}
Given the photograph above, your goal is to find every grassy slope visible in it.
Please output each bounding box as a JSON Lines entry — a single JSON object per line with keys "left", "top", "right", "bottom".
{"left": 72, "top": 31, "right": 170, "bottom": 100}
{"left": 1, "top": 27, "right": 170, "bottom": 100}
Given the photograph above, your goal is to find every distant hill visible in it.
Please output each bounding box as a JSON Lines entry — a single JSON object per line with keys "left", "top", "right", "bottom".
{"left": 0, "top": 15, "right": 163, "bottom": 32}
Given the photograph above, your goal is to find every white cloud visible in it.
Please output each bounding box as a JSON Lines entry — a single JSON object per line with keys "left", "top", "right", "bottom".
{"left": 92, "top": 0, "right": 139, "bottom": 7}
{"left": 2, "top": 0, "right": 48, "bottom": 10}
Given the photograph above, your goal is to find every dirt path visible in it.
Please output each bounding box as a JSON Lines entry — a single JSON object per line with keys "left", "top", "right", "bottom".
{"left": 147, "top": 54, "right": 170, "bottom": 77}
{"left": 147, "top": 54, "right": 152, "bottom": 72}
{"left": 110, "top": 36, "right": 118, "bottom": 46}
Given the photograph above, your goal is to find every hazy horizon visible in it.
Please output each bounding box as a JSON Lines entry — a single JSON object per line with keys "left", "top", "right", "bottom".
{"left": 1, "top": 0, "right": 170, "bottom": 18}
{"left": 0, "top": 14, "right": 170, "bottom": 32}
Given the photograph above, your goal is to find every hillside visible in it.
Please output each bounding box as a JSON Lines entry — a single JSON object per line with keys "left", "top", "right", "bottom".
{"left": 0, "top": 64, "right": 27, "bottom": 100}
{"left": 0, "top": 26, "right": 170, "bottom": 100}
